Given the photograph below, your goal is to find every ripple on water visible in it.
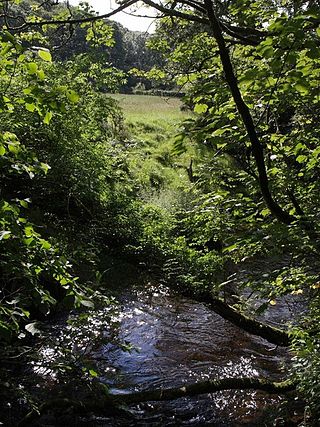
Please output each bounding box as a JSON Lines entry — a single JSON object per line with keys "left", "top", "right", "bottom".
{"left": 31, "top": 285, "right": 290, "bottom": 425}
{"left": 95, "top": 285, "right": 290, "bottom": 425}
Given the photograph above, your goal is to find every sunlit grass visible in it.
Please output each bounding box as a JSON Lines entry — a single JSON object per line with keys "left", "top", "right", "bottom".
{"left": 108, "top": 93, "right": 190, "bottom": 143}
{"left": 108, "top": 93, "right": 188, "bottom": 124}
{"left": 108, "top": 93, "right": 194, "bottom": 211}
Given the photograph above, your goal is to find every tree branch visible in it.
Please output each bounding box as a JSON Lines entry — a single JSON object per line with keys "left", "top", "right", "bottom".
{"left": 12, "top": 0, "right": 139, "bottom": 30}
{"left": 142, "top": 0, "right": 208, "bottom": 24}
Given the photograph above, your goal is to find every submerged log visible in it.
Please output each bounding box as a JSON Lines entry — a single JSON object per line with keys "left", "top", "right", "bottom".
{"left": 117, "top": 377, "right": 296, "bottom": 404}
{"left": 180, "top": 287, "right": 291, "bottom": 347}
{"left": 207, "top": 297, "right": 291, "bottom": 347}
{"left": 18, "top": 377, "right": 296, "bottom": 425}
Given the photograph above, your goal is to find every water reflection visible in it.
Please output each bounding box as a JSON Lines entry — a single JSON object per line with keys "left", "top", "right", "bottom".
{"left": 94, "top": 284, "right": 290, "bottom": 425}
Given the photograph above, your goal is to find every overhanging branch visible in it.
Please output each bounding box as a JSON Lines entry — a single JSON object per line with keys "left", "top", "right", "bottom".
{"left": 3, "top": 0, "right": 270, "bottom": 48}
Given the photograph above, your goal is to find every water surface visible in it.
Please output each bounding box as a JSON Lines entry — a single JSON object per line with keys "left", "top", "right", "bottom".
{"left": 90, "top": 283, "right": 291, "bottom": 426}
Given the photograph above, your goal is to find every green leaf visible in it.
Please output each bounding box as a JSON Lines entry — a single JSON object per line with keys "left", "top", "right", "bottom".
{"left": 43, "top": 111, "right": 53, "bottom": 125}
{"left": 0, "top": 230, "right": 11, "bottom": 240}
{"left": 24, "top": 237, "right": 34, "bottom": 246}
{"left": 306, "top": 47, "right": 320, "bottom": 59}
{"left": 80, "top": 299, "right": 94, "bottom": 308}
{"left": 27, "top": 62, "right": 38, "bottom": 74}
{"left": 212, "top": 127, "right": 229, "bottom": 137}
{"left": 21, "top": 309, "right": 30, "bottom": 318}
{"left": 194, "top": 103, "right": 208, "bottom": 114}
{"left": 24, "top": 226, "right": 34, "bottom": 237}
{"left": 2, "top": 31, "right": 16, "bottom": 45}
{"left": 38, "top": 49, "right": 52, "bottom": 62}
{"left": 257, "top": 45, "right": 274, "bottom": 58}
{"left": 25, "top": 103, "right": 36, "bottom": 112}
{"left": 295, "top": 82, "right": 309, "bottom": 95}
{"left": 89, "top": 369, "right": 98, "bottom": 378}
{"left": 67, "top": 90, "right": 80, "bottom": 103}
{"left": 37, "top": 69, "right": 45, "bottom": 80}
{"left": 40, "top": 162, "right": 50, "bottom": 174}
{"left": 296, "top": 154, "right": 307, "bottom": 163}
{"left": 0, "top": 144, "right": 5, "bottom": 156}
{"left": 7, "top": 140, "right": 20, "bottom": 154}
{"left": 239, "top": 69, "right": 258, "bottom": 84}
{"left": 222, "top": 243, "right": 238, "bottom": 253}
{"left": 20, "top": 200, "right": 28, "bottom": 208}
{"left": 40, "top": 239, "right": 51, "bottom": 250}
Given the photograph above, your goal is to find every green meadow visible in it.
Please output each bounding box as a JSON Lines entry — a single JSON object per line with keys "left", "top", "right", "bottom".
{"left": 109, "top": 93, "right": 188, "bottom": 124}
{"left": 109, "top": 94, "right": 194, "bottom": 211}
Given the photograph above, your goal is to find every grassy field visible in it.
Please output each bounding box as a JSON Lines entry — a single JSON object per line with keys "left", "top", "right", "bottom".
{"left": 108, "top": 94, "right": 194, "bottom": 211}
{"left": 108, "top": 93, "right": 188, "bottom": 123}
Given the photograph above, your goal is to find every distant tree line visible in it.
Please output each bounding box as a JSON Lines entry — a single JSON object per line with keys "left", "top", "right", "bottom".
{"left": 3, "top": 0, "right": 174, "bottom": 93}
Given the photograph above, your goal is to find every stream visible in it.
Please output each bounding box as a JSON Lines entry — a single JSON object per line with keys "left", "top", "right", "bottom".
{"left": 84, "top": 283, "right": 293, "bottom": 426}
{"left": 27, "top": 276, "right": 302, "bottom": 426}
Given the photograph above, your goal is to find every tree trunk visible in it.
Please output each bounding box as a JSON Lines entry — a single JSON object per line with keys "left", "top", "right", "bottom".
{"left": 203, "top": 0, "right": 294, "bottom": 225}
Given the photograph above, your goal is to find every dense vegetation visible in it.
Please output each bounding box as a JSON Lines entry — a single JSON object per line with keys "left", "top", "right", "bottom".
{"left": 1, "top": 0, "right": 320, "bottom": 425}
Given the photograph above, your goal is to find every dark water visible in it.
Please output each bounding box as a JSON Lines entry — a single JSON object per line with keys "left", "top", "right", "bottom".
{"left": 27, "top": 279, "right": 300, "bottom": 426}
{"left": 87, "top": 283, "right": 292, "bottom": 426}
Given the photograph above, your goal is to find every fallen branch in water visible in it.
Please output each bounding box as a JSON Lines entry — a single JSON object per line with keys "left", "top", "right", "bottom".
{"left": 180, "top": 287, "right": 291, "bottom": 346}
{"left": 117, "top": 376, "right": 296, "bottom": 404}
{"left": 18, "top": 377, "right": 296, "bottom": 426}
{"left": 207, "top": 297, "right": 291, "bottom": 347}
